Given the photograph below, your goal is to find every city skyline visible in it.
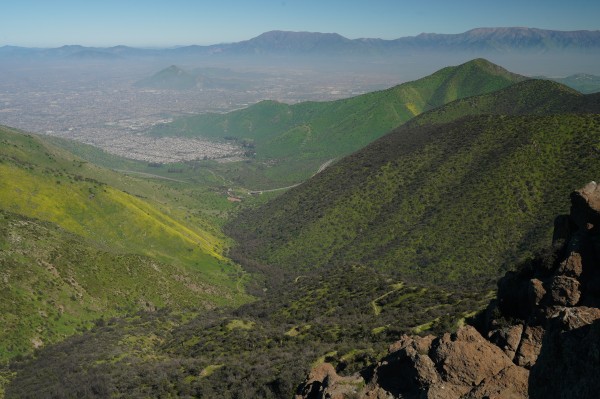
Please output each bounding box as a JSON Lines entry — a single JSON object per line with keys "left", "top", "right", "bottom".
{"left": 2, "top": 0, "right": 599, "bottom": 47}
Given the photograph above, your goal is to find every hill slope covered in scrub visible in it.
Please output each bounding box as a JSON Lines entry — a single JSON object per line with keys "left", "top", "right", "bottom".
{"left": 3, "top": 62, "right": 600, "bottom": 399}
{"left": 148, "top": 58, "right": 526, "bottom": 186}
{"left": 227, "top": 80, "right": 600, "bottom": 286}
{"left": 0, "top": 126, "right": 250, "bottom": 362}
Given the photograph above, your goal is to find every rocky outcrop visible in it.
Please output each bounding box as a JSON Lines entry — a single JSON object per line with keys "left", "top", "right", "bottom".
{"left": 371, "top": 326, "right": 528, "bottom": 399}
{"left": 296, "top": 182, "right": 600, "bottom": 399}
{"left": 297, "top": 363, "right": 365, "bottom": 399}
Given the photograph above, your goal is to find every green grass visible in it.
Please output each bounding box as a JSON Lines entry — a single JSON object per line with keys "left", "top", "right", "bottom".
{"left": 0, "top": 210, "right": 226, "bottom": 362}
{"left": 147, "top": 58, "right": 526, "bottom": 187}
{"left": 0, "top": 126, "right": 252, "bottom": 362}
{"left": 225, "top": 319, "right": 255, "bottom": 331}
{"left": 4, "top": 62, "right": 600, "bottom": 399}
{"left": 3, "top": 261, "right": 490, "bottom": 398}
{"left": 228, "top": 85, "right": 600, "bottom": 286}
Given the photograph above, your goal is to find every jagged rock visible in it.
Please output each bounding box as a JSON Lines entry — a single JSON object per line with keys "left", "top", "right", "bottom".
{"left": 368, "top": 334, "right": 439, "bottom": 397}
{"left": 463, "top": 366, "right": 529, "bottom": 399}
{"left": 557, "top": 251, "right": 583, "bottom": 277}
{"left": 530, "top": 313, "right": 600, "bottom": 399}
{"left": 295, "top": 363, "right": 364, "bottom": 399}
{"left": 549, "top": 275, "right": 581, "bottom": 306}
{"left": 388, "top": 334, "right": 434, "bottom": 355}
{"left": 528, "top": 278, "right": 546, "bottom": 309}
{"left": 430, "top": 327, "right": 515, "bottom": 387}
{"left": 297, "top": 327, "right": 528, "bottom": 399}
{"left": 370, "top": 326, "right": 527, "bottom": 399}
{"left": 550, "top": 306, "right": 600, "bottom": 330}
{"left": 514, "top": 325, "right": 544, "bottom": 368}
{"left": 570, "top": 180, "right": 600, "bottom": 232}
{"left": 488, "top": 323, "right": 523, "bottom": 360}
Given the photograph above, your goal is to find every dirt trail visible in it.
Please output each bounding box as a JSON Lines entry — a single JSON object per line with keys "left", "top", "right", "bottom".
{"left": 247, "top": 158, "right": 335, "bottom": 194}
{"left": 113, "top": 169, "right": 186, "bottom": 183}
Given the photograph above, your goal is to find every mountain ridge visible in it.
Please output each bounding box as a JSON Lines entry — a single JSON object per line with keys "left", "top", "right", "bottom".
{"left": 148, "top": 58, "right": 527, "bottom": 186}
{"left": 226, "top": 78, "right": 600, "bottom": 287}
{"left": 2, "top": 27, "right": 599, "bottom": 58}
{"left": 3, "top": 60, "right": 600, "bottom": 398}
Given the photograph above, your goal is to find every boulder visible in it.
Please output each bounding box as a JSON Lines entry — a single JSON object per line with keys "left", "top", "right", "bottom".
{"left": 557, "top": 251, "right": 583, "bottom": 277}
{"left": 464, "top": 366, "right": 529, "bottom": 399}
{"left": 295, "top": 363, "right": 364, "bottom": 399}
{"left": 488, "top": 323, "right": 524, "bottom": 360}
{"left": 570, "top": 180, "right": 600, "bottom": 232}
{"left": 549, "top": 275, "right": 581, "bottom": 306}
{"left": 528, "top": 278, "right": 546, "bottom": 309}
{"left": 429, "top": 327, "right": 515, "bottom": 387}
{"left": 514, "top": 325, "right": 544, "bottom": 368}
{"left": 368, "top": 326, "right": 528, "bottom": 399}
{"left": 551, "top": 306, "right": 600, "bottom": 330}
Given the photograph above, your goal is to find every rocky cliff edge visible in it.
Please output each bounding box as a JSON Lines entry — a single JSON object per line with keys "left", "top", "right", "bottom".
{"left": 296, "top": 182, "right": 600, "bottom": 399}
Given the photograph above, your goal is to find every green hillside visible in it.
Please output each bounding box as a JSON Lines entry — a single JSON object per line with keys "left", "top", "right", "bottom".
{"left": 5, "top": 65, "right": 600, "bottom": 399}
{"left": 0, "top": 126, "right": 250, "bottom": 361}
{"left": 410, "top": 79, "right": 600, "bottom": 127}
{"left": 9, "top": 99, "right": 600, "bottom": 398}
{"left": 228, "top": 82, "right": 600, "bottom": 286}
{"left": 4, "top": 264, "right": 490, "bottom": 398}
{"left": 148, "top": 59, "right": 526, "bottom": 186}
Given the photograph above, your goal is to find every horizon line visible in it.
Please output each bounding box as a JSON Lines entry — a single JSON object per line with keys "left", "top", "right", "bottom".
{"left": 2, "top": 26, "right": 600, "bottom": 50}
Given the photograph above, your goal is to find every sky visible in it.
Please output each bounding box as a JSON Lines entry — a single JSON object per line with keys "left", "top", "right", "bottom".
{"left": 2, "top": 0, "right": 599, "bottom": 48}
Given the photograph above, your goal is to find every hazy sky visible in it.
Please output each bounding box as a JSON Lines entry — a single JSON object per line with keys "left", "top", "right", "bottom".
{"left": 2, "top": 0, "right": 599, "bottom": 47}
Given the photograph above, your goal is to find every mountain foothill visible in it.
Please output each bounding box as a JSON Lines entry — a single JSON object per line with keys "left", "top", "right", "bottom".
{"left": 1, "top": 56, "right": 600, "bottom": 398}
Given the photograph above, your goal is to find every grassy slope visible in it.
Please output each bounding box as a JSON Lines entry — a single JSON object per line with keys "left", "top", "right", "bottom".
{"left": 4, "top": 263, "right": 492, "bottom": 399}
{"left": 43, "top": 135, "right": 242, "bottom": 228}
{"left": 228, "top": 81, "right": 600, "bottom": 286}
{"left": 6, "top": 69, "right": 600, "bottom": 399}
{"left": 0, "top": 126, "right": 251, "bottom": 361}
{"left": 410, "top": 79, "right": 600, "bottom": 127}
{"left": 1, "top": 210, "right": 223, "bottom": 361}
{"left": 148, "top": 59, "right": 526, "bottom": 186}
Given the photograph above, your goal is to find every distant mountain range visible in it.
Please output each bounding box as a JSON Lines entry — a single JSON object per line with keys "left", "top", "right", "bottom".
{"left": 2, "top": 27, "right": 599, "bottom": 59}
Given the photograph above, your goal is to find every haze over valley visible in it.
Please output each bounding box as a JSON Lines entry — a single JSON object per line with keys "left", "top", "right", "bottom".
{"left": 2, "top": 1, "right": 600, "bottom": 396}
{"left": 0, "top": 55, "right": 406, "bottom": 163}
{"left": 2, "top": 28, "right": 600, "bottom": 165}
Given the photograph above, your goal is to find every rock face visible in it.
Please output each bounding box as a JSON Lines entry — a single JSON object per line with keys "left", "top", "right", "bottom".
{"left": 296, "top": 182, "right": 600, "bottom": 399}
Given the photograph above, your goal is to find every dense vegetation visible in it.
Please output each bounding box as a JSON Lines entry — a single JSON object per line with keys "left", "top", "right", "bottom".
{"left": 3, "top": 62, "right": 600, "bottom": 398}
{"left": 228, "top": 81, "right": 600, "bottom": 288}
{"left": 4, "top": 262, "right": 490, "bottom": 398}
{"left": 148, "top": 59, "right": 526, "bottom": 187}
{"left": 0, "top": 126, "right": 250, "bottom": 363}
